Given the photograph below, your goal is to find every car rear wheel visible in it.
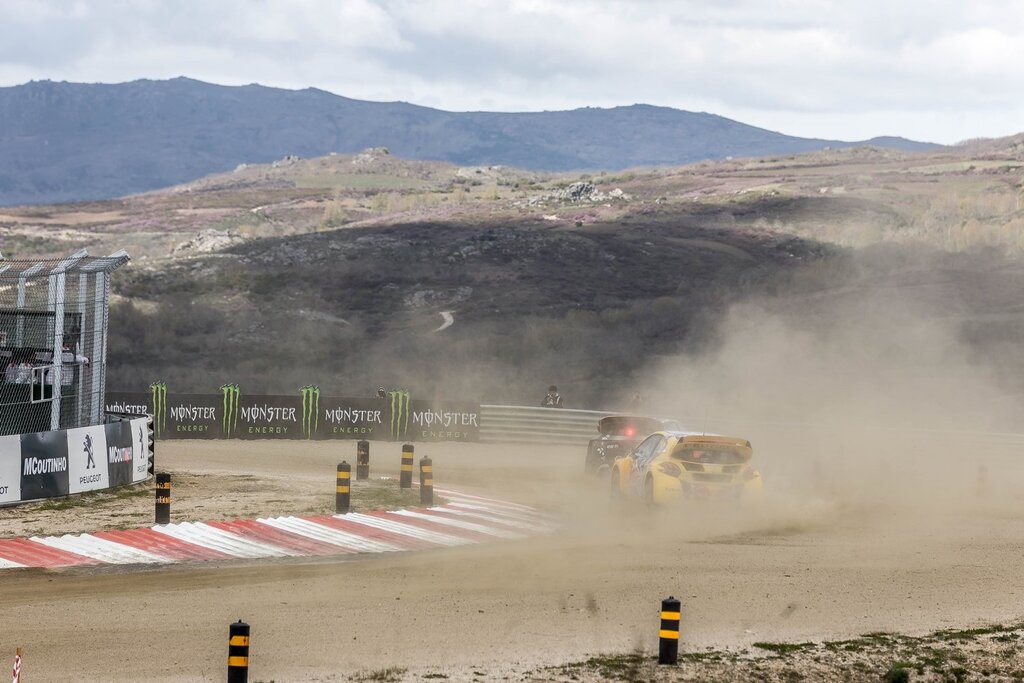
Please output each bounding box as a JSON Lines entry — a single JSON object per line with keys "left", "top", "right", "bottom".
{"left": 609, "top": 468, "right": 624, "bottom": 509}
{"left": 644, "top": 476, "right": 658, "bottom": 508}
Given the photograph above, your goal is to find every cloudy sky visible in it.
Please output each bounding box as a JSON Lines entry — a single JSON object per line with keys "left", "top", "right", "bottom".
{"left": 2, "top": 0, "right": 1023, "bottom": 144}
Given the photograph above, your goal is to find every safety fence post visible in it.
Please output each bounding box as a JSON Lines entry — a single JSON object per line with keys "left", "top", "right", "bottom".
{"left": 419, "top": 456, "right": 433, "bottom": 505}
{"left": 336, "top": 461, "right": 351, "bottom": 514}
{"left": 356, "top": 440, "right": 370, "bottom": 480}
{"left": 658, "top": 596, "right": 680, "bottom": 665}
{"left": 155, "top": 472, "right": 171, "bottom": 525}
{"left": 400, "top": 444, "right": 414, "bottom": 488}
{"left": 227, "top": 619, "right": 250, "bottom": 683}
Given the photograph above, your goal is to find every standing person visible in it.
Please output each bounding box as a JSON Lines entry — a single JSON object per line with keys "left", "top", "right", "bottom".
{"left": 541, "top": 385, "right": 564, "bottom": 408}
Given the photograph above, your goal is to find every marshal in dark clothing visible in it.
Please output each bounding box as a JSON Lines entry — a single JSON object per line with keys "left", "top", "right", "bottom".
{"left": 541, "top": 385, "right": 564, "bottom": 408}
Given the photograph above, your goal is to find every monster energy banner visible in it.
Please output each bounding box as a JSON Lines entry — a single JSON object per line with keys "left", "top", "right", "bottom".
{"left": 105, "top": 386, "right": 480, "bottom": 442}
{"left": 385, "top": 390, "right": 481, "bottom": 442}
{"left": 113, "top": 389, "right": 221, "bottom": 439}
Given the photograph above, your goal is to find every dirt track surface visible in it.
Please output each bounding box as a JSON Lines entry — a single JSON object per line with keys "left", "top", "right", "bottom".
{"left": 2, "top": 438, "right": 1024, "bottom": 682}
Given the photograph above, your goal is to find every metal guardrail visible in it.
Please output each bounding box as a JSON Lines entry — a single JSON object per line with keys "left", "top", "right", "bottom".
{"left": 701, "top": 418, "right": 1024, "bottom": 459}
{"left": 478, "top": 405, "right": 1024, "bottom": 458}
{"left": 479, "top": 405, "right": 613, "bottom": 445}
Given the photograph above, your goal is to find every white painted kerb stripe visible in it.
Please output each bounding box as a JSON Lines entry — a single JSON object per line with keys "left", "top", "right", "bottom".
{"left": 152, "top": 522, "right": 295, "bottom": 559}
{"left": 258, "top": 517, "right": 402, "bottom": 554}
{"left": 30, "top": 534, "right": 169, "bottom": 564}
{"left": 445, "top": 502, "right": 556, "bottom": 528}
{"left": 390, "top": 510, "right": 523, "bottom": 539}
{"left": 0, "top": 557, "right": 24, "bottom": 569}
{"left": 434, "top": 488, "right": 538, "bottom": 512}
{"left": 435, "top": 506, "right": 550, "bottom": 532}
{"left": 339, "top": 513, "right": 470, "bottom": 547}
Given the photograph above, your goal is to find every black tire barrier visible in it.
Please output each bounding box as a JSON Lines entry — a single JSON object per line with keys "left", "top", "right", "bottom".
{"left": 356, "top": 440, "right": 370, "bottom": 480}
{"left": 227, "top": 619, "right": 250, "bottom": 683}
{"left": 336, "top": 461, "right": 351, "bottom": 514}
{"left": 400, "top": 444, "right": 414, "bottom": 489}
{"left": 419, "top": 456, "right": 433, "bottom": 506}
{"left": 658, "top": 596, "right": 680, "bottom": 665}
{"left": 155, "top": 472, "right": 171, "bottom": 525}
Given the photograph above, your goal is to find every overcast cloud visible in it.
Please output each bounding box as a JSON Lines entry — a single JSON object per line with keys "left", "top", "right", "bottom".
{"left": 2, "top": 0, "right": 1023, "bottom": 144}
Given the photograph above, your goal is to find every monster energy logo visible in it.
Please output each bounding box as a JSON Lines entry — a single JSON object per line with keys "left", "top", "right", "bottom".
{"left": 150, "top": 381, "right": 167, "bottom": 438}
{"left": 388, "top": 389, "right": 410, "bottom": 440}
{"left": 300, "top": 385, "right": 320, "bottom": 439}
{"left": 221, "top": 384, "right": 240, "bottom": 437}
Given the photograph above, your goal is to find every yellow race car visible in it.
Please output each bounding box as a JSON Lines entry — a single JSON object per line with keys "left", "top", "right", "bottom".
{"left": 610, "top": 431, "right": 762, "bottom": 505}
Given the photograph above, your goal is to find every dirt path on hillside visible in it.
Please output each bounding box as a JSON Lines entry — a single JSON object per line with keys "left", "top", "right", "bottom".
{"left": 1, "top": 439, "right": 1023, "bottom": 682}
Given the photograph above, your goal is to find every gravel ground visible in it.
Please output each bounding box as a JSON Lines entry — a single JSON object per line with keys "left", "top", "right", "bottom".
{"left": 0, "top": 439, "right": 1021, "bottom": 682}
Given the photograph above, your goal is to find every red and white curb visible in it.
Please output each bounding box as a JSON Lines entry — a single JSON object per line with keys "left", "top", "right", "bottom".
{"left": 0, "top": 490, "right": 555, "bottom": 570}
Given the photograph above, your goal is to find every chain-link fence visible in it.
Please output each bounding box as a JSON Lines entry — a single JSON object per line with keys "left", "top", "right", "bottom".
{"left": 0, "top": 251, "right": 129, "bottom": 436}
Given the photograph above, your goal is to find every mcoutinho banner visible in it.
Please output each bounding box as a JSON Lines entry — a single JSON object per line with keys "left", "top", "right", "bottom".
{"left": 106, "top": 385, "right": 480, "bottom": 442}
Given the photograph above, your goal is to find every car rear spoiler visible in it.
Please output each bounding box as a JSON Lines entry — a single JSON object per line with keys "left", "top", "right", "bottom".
{"left": 672, "top": 434, "right": 752, "bottom": 462}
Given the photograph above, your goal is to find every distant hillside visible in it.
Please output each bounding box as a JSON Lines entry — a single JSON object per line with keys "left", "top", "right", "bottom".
{"left": 0, "top": 78, "right": 940, "bottom": 206}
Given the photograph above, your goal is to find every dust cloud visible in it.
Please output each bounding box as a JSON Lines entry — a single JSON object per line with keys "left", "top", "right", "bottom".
{"left": 495, "top": 249, "right": 1024, "bottom": 565}
{"left": 621, "top": 275, "right": 1024, "bottom": 529}
{"left": 68, "top": 250, "right": 1024, "bottom": 682}
{"left": 406, "top": 275, "right": 1024, "bottom": 672}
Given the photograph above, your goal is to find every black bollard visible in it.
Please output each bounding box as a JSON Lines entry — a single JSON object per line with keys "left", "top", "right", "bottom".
{"left": 336, "top": 461, "right": 351, "bottom": 514}
{"left": 400, "top": 444, "right": 414, "bottom": 489}
{"left": 227, "top": 619, "right": 250, "bottom": 683}
{"left": 658, "top": 596, "right": 681, "bottom": 665}
{"left": 419, "top": 456, "right": 433, "bottom": 506}
{"left": 154, "top": 472, "right": 171, "bottom": 525}
{"left": 356, "top": 440, "right": 370, "bottom": 480}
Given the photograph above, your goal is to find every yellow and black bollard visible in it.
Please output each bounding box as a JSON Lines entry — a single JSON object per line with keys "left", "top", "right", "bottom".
{"left": 227, "top": 619, "right": 250, "bottom": 683}
{"left": 356, "top": 440, "right": 370, "bottom": 480}
{"left": 419, "top": 456, "right": 433, "bottom": 505}
{"left": 658, "top": 596, "right": 680, "bottom": 665}
{"left": 155, "top": 472, "right": 171, "bottom": 525}
{"left": 336, "top": 461, "right": 351, "bottom": 514}
{"left": 400, "top": 444, "right": 414, "bottom": 489}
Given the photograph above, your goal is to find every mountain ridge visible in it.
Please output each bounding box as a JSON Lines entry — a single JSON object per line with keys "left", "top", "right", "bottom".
{"left": 0, "top": 77, "right": 941, "bottom": 206}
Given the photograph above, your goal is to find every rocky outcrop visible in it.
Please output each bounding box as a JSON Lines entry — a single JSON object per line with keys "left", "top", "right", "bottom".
{"left": 172, "top": 229, "right": 246, "bottom": 255}
{"left": 527, "top": 181, "right": 631, "bottom": 205}
{"left": 271, "top": 154, "right": 302, "bottom": 167}
{"left": 352, "top": 147, "right": 391, "bottom": 165}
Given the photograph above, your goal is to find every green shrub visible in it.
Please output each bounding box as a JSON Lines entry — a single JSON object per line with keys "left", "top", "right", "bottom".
{"left": 882, "top": 664, "right": 910, "bottom": 683}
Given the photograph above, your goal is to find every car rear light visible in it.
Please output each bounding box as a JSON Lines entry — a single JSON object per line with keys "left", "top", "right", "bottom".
{"left": 742, "top": 466, "right": 759, "bottom": 481}
{"left": 658, "top": 461, "right": 682, "bottom": 477}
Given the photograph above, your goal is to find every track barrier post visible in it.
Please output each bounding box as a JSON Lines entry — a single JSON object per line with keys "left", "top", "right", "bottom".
{"left": 227, "top": 619, "right": 250, "bottom": 683}
{"left": 155, "top": 472, "right": 171, "bottom": 525}
{"left": 336, "top": 461, "right": 351, "bottom": 514}
{"left": 658, "top": 596, "right": 680, "bottom": 665}
{"left": 400, "top": 444, "right": 414, "bottom": 488}
{"left": 419, "top": 456, "right": 433, "bottom": 505}
{"left": 356, "top": 440, "right": 370, "bottom": 480}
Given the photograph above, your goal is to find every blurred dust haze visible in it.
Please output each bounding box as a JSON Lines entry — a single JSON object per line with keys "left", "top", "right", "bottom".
{"left": 624, "top": 249, "right": 1024, "bottom": 523}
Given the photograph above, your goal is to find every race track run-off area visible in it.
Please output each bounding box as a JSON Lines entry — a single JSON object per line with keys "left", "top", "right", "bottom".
{"left": 0, "top": 490, "right": 552, "bottom": 569}
{"left": 3, "top": 438, "right": 1024, "bottom": 682}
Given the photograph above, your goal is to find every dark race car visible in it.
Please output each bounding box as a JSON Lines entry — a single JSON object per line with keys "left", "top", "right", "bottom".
{"left": 585, "top": 415, "right": 681, "bottom": 476}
